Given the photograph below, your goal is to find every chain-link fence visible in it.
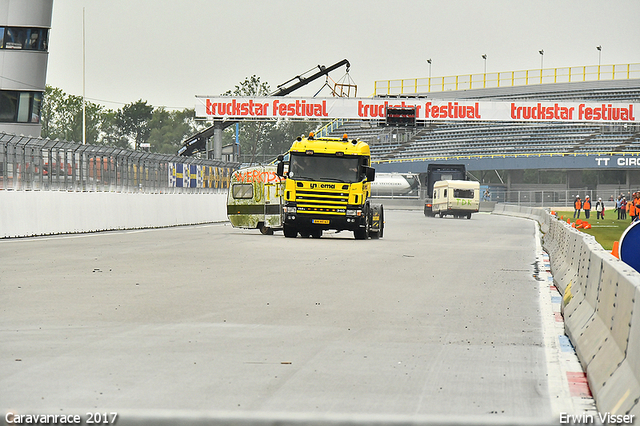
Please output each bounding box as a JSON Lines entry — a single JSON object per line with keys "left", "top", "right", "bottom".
{"left": 0, "top": 133, "right": 239, "bottom": 193}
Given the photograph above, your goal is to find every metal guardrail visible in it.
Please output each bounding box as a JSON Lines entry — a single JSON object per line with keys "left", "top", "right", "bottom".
{"left": 0, "top": 133, "right": 239, "bottom": 193}
{"left": 375, "top": 63, "right": 640, "bottom": 96}
{"left": 485, "top": 190, "right": 635, "bottom": 209}
{"left": 315, "top": 118, "right": 347, "bottom": 138}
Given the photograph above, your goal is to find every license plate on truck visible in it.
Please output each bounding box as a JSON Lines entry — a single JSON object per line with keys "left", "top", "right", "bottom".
{"left": 312, "top": 219, "right": 330, "bottom": 224}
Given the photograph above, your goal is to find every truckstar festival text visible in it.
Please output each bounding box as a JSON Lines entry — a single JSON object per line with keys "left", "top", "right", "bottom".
{"left": 196, "top": 96, "right": 638, "bottom": 124}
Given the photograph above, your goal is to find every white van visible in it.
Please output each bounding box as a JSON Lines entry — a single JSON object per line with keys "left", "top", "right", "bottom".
{"left": 227, "top": 165, "right": 285, "bottom": 234}
{"left": 432, "top": 180, "right": 480, "bottom": 219}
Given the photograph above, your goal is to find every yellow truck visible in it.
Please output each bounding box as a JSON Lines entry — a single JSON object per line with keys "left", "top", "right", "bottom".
{"left": 276, "top": 133, "right": 383, "bottom": 239}
{"left": 432, "top": 180, "right": 480, "bottom": 219}
{"left": 226, "top": 165, "right": 285, "bottom": 234}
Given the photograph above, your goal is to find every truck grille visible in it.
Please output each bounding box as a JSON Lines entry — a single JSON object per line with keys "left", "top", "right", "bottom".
{"left": 295, "top": 190, "right": 348, "bottom": 215}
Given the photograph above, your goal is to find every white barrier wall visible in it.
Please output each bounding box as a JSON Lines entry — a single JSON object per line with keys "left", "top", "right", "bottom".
{"left": 0, "top": 191, "right": 228, "bottom": 238}
{"left": 493, "top": 204, "right": 640, "bottom": 417}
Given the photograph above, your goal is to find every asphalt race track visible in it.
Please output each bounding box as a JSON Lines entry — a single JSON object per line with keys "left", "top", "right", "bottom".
{"left": 1, "top": 210, "right": 562, "bottom": 421}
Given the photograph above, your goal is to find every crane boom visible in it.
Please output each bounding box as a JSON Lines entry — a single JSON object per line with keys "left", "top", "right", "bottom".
{"left": 178, "top": 59, "right": 351, "bottom": 157}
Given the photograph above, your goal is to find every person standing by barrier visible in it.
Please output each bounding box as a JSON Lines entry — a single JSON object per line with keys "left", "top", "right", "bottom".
{"left": 621, "top": 196, "right": 627, "bottom": 220}
{"left": 629, "top": 194, "right": 637, "bottom": 222}
{"left": 583, "top": 195, "right": 591, "bottom": 219}
{"left": 634, "top": 193, "right": 640, "bottom": 222}
{"left": 595, "top": 198, "right": 605, "bottom": 220}
{"left": 573, "top": 195, "right": 582, "bottom": 218}
{"left": 616, "top": 195, "right": 623, "bottom": 219}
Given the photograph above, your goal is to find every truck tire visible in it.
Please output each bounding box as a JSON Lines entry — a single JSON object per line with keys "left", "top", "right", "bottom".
{"left": 355, "top": 204, "right": 371, "bottom": 240}
{"left": 354, "top": 228, "right": 367, "bottom": 240}
{"left": 259, "top": 223, "right": 274, "bottom": 235}
{"left": 283, "top": 225, "right": 297, "bottom": 238}
{"left": 369, "top": 205, "right": 384, "bottom": 239}
{"left": 466, "top": 213, "right": 472, "bottom": 219}
{"left": 311, "top": 229, "right": 322, "bottom": 238}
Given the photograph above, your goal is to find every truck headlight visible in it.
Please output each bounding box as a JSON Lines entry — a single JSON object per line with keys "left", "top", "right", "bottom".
{"left": 346, "top": 209, "right": 362, "bottom": 216}
{"left": 284, "top": 206, "right": 297, "bottom": 213}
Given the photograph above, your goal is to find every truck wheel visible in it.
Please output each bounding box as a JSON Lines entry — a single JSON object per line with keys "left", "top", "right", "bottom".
{"left": 259, "top": 223, "right": 273, "bottom": 235}
{"left": 284, "top": 225, "right": 297, "bottom": 238}
{"left": 311, "top": 229, "right": 322, "bottom": 238}
{"left": 370, "top": 205, "right": 384, "bottom": 239}
{"left": 466, "top": 213, "right": 472, "bottom": 219}
{"left": 354, "top": 228, "right": 367, "bottom": 240}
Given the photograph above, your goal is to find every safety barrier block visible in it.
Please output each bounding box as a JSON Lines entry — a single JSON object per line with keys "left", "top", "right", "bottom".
{"left": 564, "top": 246, "right": 602, "bottom": 340}
{"left": 574, "top": 258, "right": 622, "bottom": 372}
{"left": 555, "top": 229, "right": 582, "bottom": 293}
{"left": 582, "top": 256, "right": 634, "bottom": 398}
{"left": 542, "top": 215, "right": 560, "bottom": 255}
{"left": 546, "top": 220, "right": 569, "bottom": 287}
{"left": 592, "top": 283, "right": 640, "bottom": 416}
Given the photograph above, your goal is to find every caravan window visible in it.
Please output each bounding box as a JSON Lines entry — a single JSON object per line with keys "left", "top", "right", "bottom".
{"left": 232, "top": 183, "right": 253, "bottom": 199}
{"left": 454, "top": 188, "right": 474, "bottom": 198}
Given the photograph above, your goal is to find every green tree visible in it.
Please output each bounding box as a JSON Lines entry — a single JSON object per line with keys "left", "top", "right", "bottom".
{"left": 224, "top": 76, "right": 271, "bottom": 164}
{"left": 115, "top": 99, "right": 154, "bottom": 150}
{"left": 148, "top": 108, "right": 197, "bottom": 154}
{"left": 99, "top": 110, "right": 131, "bottom": 149}
{"left": 41, "top": 85, "right": 104, "bottom": 144}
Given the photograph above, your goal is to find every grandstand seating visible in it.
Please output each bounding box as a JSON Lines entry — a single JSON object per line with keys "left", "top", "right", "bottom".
{"left": 327, "top": 79, "right": 640, "bottom": 162}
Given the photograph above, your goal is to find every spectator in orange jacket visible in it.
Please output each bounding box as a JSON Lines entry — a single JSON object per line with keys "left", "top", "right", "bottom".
{"left": 583, "top": 195, "right": 591, "bottom": 219}
{"left": 573, "top": 196, "right": 582, "bottom": 218}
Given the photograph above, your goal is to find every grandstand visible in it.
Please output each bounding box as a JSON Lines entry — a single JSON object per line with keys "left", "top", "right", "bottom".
{"left": 323, "top": 66, "right": 640, "bottom": 202}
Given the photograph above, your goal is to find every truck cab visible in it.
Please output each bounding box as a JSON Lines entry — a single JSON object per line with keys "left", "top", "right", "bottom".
{"left": 276, "top": 133, "right": 383, "bottom": 239}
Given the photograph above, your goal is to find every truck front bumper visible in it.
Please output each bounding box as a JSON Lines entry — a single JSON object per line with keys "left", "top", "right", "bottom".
{"left": 284, "top": 212, "right": 365, "bottom": 231}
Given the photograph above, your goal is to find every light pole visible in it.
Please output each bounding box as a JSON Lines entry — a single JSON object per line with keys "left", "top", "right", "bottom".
{"left": 426, "top": 58, "right": 432, "bottom": 92}
{"left": 426, "top": 58, "right": 432, "bottom": 78}
{"left": 482, "top": 54, "right": 487, "bottom": 88}
{"left": 596, "top": 45, "right": 602, "bottom": 79}
{"left": 82, "top": 7, "right": 86, "bottom": 145}
{"left": 539, "top": 49, "right": 544, "bottom": 83}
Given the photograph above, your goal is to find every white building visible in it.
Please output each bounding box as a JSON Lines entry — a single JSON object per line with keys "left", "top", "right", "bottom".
{"left": 0, "top": 0, "right": 53, "bottom": 137}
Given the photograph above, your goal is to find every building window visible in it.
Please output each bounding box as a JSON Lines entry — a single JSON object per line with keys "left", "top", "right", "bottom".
{"left": 1, "top": 27, "right": 49, "bottom": 51}
{"left": 0, "top": 91, "right": 42, "bottom": 123}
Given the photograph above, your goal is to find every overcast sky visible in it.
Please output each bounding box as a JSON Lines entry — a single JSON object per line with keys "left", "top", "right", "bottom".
{"left": 46, "top": 0, "right": 640, "bottom": 111}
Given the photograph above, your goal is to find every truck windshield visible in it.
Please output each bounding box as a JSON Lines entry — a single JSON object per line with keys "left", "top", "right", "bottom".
{"left": 289, "top": 153, "right": 360, "bottom": 183}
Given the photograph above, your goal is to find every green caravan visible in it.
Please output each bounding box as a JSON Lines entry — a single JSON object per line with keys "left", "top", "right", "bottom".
{"left": 226, "top": 165, "right": 285, "bottom": 235}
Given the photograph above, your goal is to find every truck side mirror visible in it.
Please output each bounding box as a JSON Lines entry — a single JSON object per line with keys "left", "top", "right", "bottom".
{"left": 365, "top": 166, "right": 375, "bottom": 182}
{"left": 276, "top": 161, "right": 285, "bottom": 177}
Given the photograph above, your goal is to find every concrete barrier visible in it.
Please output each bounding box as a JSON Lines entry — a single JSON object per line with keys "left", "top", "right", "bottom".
{"left": 493, "top": 204, "right": 640, "bottom": 416}
{"left": 0, "top": 190, "right": 228, "bottom": 238}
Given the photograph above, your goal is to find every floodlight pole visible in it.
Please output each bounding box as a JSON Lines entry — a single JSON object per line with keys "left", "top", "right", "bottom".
{"left": 482, "top": 55, "right": 487, "bottom": 88}
{"left": 82, "top": 7, "right": 86, "bottom": 145}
